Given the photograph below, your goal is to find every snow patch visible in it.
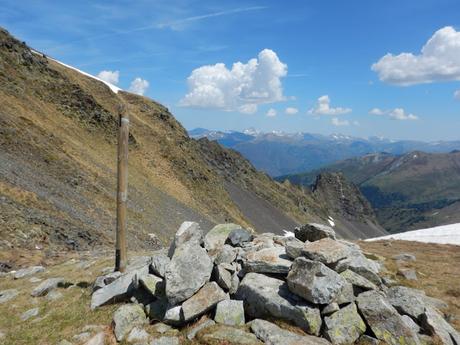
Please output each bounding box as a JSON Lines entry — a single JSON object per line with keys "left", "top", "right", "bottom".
{"left": 32, "top": 50, "right": 122, "bottom": 94}
{"left": 327, "top": 216, "right": 335, "bottom": 227}
{"left": 283, "top": 230, "right": 295, "bottom": 237}
{"left": 366, "top": 223, "right": 460, "bottom": 246}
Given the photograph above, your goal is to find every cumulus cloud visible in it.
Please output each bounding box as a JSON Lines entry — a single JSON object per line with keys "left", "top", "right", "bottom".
{"left": 97, "top": 70, "right": 119, "bottom": 85}
{"left": 372, "top": 26, "right": 460, "bottom": 85}
{"left": 266, "top": 108, "right": 277, "bottom": 117}
{"left": 180, "top": 49, "right": 287, "bottom": 113}
{"left": 129, "top": 77, "right": 149, "bottom": 95}
{"left": 389, "top": 108, "right": 418, "bottom": 121}
{"left": 369, "top": 108, "right": 385, "bottom": 115}
{"left": 331, "top": 117, "right": 350, "bottom": 126}
{"left": 285, "top": 107, "right": 299, "bottom": 115}
{"left": 455, "top": 90, "right": 460, "bottom": 100}
{"left": 308, "top": 95, "right": 351, "bottom": 115}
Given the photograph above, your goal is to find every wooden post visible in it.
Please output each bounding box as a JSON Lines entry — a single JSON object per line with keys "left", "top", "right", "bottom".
{"left": 115, "top": 104, "right": 129, "bottom": 272}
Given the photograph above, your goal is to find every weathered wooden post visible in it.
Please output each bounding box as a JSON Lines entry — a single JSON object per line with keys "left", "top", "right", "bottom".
{"left": 115, "top": 104, "right": 129, "bottom": 272}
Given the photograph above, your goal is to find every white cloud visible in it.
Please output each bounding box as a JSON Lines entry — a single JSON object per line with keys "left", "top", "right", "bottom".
{"left": 285, "top": 107, "right": 299, "bottom": 115}
{"left": 238, "top": 104, "right": 257, "bottom": 114}
{"left": 372, "top": 26, "right": 460, "bottom": 85}
{"left": 455, "top": 90, "right": 460, "bottom": 100}
{"left": 369, "top": 108, "right": 385, "bottom": 115}
{"left": 308, "top": 95, "right": 351, "bottom": 115}
{"left": 97, "top": 70, "right": 119, "bottom": 85}
{"left": 180, "top": 49, "right": 287, "bottom": 113}
{"left": 389, "top": 108, "right": 418, "bottom": 121}
{"left": 129, "top": 77, "right": 149, "bottom": 95}
{"left": 266, "top": 108, "right": 277, "bottom": 117}
{"left": 331, "top": 117, "right": 350, "bottom": 126}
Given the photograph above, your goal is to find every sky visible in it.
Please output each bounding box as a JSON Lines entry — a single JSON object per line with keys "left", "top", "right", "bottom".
{"left": 2, "top": 0, "right": 460, "bottom": 141}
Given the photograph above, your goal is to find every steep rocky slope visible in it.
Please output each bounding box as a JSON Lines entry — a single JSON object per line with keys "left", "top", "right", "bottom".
{"left": 0, "top": 27, "right": 385, "bottom": 252}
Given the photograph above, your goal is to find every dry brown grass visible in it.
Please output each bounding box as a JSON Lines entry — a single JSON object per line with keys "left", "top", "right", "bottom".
{"left": 359, "top": 240, "right": 460, "bottom": 331}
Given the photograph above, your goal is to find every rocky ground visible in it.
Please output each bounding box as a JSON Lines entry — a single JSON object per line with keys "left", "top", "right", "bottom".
{"left": 0, "top": 222, "right": 459, "bottom": 345}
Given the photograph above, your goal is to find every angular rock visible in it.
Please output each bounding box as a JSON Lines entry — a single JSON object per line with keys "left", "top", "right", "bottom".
{"left": 165, "top": 243, "right": 213, "bottom": 305}
{"left": 289, "top": 238, "right": 352, "bottom": 265}
{"left": 335, "top": 280, "right": 355, "bottom": 305}
{"left": 229, "top": 272, "right": 239, "bottom": 295}
{"left": 140, "top": 274, "right": 164, "bottom": 297}
{"left": 214, "top": 300, "right": 245, "bottom": 326}
{"left": 295, "top": 223, "right": 336, "bottom": 242}
{"left": 285, "top": 239, "right": 307, "bottom": 260}
{"left": 236, "top": 272, "right": 322, "bottom": 335}
{"left": 91, "top": 265, "right": 149, "bottom": 309}
{"left": 401, "top": 315, "right": 421, "bottom": 334}
{"left": 150, "top": 253, "right": 170, "bottom": 278}
{"left": 112, "top": 304, "right": 147, "bottom": 341}
{"left": 13, "top": 266, "right": 45, "bottom": 279}
{"left": 187, "top": 319, "right": 215, "bottom": 340}
{"left": 340, "top": 269, "right": 377, "bottom": 291}
{"left": 182, "top": 282, "right": 228, "bottom": 321}
{"left": 322, "top": 303, "right": 340, "bottom": 316}
{"left": 244, "top": 247, "right": 292, "bottom": 275}
{"left": 163, "top": 305, "right": 183, "bottom": 325}
{"left": 46, "top": 290, "right": 64, "bottom": 301}
{"left": 127, "top": 326, "right": 150, "bottom": 343}
{"left": 333, "top": 252, "right": 382, "bottom": 285}
{"left": 20, "top": 307, "right": 39, "bottom": 321}
{"left": 93, "top": 271, "right": 122, "bottom": 292}
{"left": 226, "top": 228, "right": 253, "bottom": 247}
{"left": 214, "top": 245, "right": 237, "bottom": 265}
{"left": 323, "top": 303, "right": 366, "bottom": 344}
{"left": 31, "top": 277, "right": 65, "bottom": 297}
{"left": 356, "top": 335, "right": 379, "bottom": 345}
{"left": 273, "top": 234, "right": 303, "bottom": 248}
{"left": 397, "top": 268, "right": 418, "bottom": 280}
{"left": 386, "top": 286, "right": 426, "bottom": 320}
{"left": 197, "top": 324, "right": 262, "bottom": 345}
{"left": 127, "top": 256, "right": 153, "bottom": 271}
{"left": 213, "top": 265, "right": 232, "bottom": 291}
{"left": 168, "top": 221, "right": 203, "bottom": 257}
{"left": 151, "top": 322, "right": 173, "bottom": 334}
{"left": 0, "top": 289, "right": 18, "bottom": 303}
{"left": 287, "top": 257, "right": 347, "bottom": 305}
{"left": 84, "top": 332, "right": 105, "bottom": 345}
{"left": 420, "top": 306, "right": 460, "bottom": 345}
{"left": 204, "top": 223, "right": 243, "bottom": 252}
{"left": 250, "top": 319, "right": 330, "bottom": 345}
{"left": 150, "top": 336, "right": 180, "bottom": 345}
{"left": 393, "top": 253, "right": 416, "bottom": 262}
{"left": 356, "top": 290, "right": 420, "bottom": 345}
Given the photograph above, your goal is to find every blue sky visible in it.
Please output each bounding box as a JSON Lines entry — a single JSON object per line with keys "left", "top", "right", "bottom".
{"left": 2, "top": 0, "right": 460, "bottom": 140}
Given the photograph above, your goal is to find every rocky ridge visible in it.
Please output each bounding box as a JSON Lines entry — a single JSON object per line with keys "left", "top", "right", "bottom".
{"left": 88, "top": 222, "right": 459, "bottom": 345}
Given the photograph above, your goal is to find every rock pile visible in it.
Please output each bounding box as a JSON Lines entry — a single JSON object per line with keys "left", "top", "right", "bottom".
{"left": 91, "top": 222, "right": 460, "bottom": 345}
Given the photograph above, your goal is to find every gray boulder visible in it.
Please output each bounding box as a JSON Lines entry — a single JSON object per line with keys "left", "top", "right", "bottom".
{"left": 186, "top": 319, "right": 215, "bottom": 340}
{"left": 250, "top": 319, "right": 330, "bottom": 345}
{"left": 127, "top": 326, "right": 150, "bottom": 343}
{"left": 31, "top": 277, "right": 65, "bottom": 297}
{"left": 13, "top": 266, "right": 45, "bottom": 279}
{"left": 112, "top": 304, "right": 147, "bottom": 341}
{"left": 386, "top": 286, "right": 426, "bottom": 320}
{"left": 214, "top": 300, "right": 245, "bottom": 326}
{"left": 165, "top": 243, "right": 212, "bottom": 305}
{"left": 244, "top": 247, "right": 292, "bottom": 275}
{"left": 92, "top": 271, "right": 122, "bottom": 292}
{"left": 287, "top": 257, "right": 347, "bottom": 305}
{"left": 168, "top": 221, "right": 203, "bottom": 257}
{"left": 20, "top": 307, "right": 39, "bottom": 321}
{"left": 84, "top": 332, "right": 105, "bottom": 345}
{"left": 214, "top": 245, "right": 237, "bottom": 265}
{"left": 393, "top": 253, "right": 416, "bottom": 262}
{"left": 291, "top": 238, "right": 352, "bottom": 264}
{"left": 420, "top": 306, "right": 460, "bottom": 345}
{"left": 197, "top": 324, "right": 262, "bottom": 345}
{"left": 397, "top": 268, "right": 418, "bottom": 280}
{"left": 163, "top": 305, "right": 183, "bottom": 325}
{"left": 226, "top": 228, "right": 253, "bottom": 246}
{"left": 91, "top": 265, "right": 149, "bottom": 309}
{"left": 295, "top": 223, "right": 336, "bottom": 242}
{"left": 323, "top": 303, "right": 366, "bottom": 344}
{"left": 181, "top": 282, "right": 228, "bottom": 322}
{"left": 0, "top": 289, "right": 19, "bottom": 303}
{"left": 340, "top": 269, "right": 377, "bottom": 291}
{"left": 150, "top": 253, "right": 170, "bottom": 278}
{"left": 150, "top": 336, "right": 180, "bottom": 345}
{"left": 356, "top": 335, "right": 379, "bottom": 345}
{"left": 204, "top": 223, "right": 242, "bottom": 253}
{"left": 213, "top": 265, "right": 232, "bottom": 291}
{"left": 333, "top": 251, "right": 382, "bottom": 285}
{"left": 356, "top": 290, "right": 420, "bottom": 345}
{"left": 236, "top": 272, "right": 322, "bottom": 335}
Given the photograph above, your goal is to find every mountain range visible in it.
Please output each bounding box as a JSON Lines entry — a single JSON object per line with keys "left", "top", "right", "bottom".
{"left": 189, "top": 128, "right": 460, "bottom": 177}
{"left": 0, "top": 27, "right": 386, "bottom": 253}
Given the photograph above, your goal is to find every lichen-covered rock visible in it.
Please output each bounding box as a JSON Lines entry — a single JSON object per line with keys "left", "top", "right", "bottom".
{"left": 187, "top": 319, "right": 216, "bottom": 340}
{"left": 333, "top": 251, "right": 382, "bottom": 285}
{"left": 250, "top": 319, "right": 330, "bottom": 345}
{"left": 20, "top": 307, "right": 39, "bottom": 321}
{"left": 323, "top": 303, "right": 366, "bottom": 344}
{"left": 112, "top": 304, "right": 147, "bottom": 341}
{"left": 197, "top": 324, "right": 262, "bottom": 345}
{"left": 290, "top": 238, "right": 351, "bottom": 264}
{"left": 214, "top": 300, "right": 245, "bottom": 326}
{"left": 356, "top": 290, "right": 420, "bottom": 345}
{"left": 181, "top": 282, "right": 228, "bottom": 322}
{"left": 244, "top": 247, "right": 292, "bottom": 275}
{"left": 168, "top": 221, "right": 203, "bottom": 257}
{"left": 214, "top": 245, "right": 237, "bottom": 265}
{"left": 165, "top": 243, "right": 212, "bottom": 305}
{"left": 150, "top": 252, "right": 170, "bottom": 278}
{"left": 295, "top": 223, "right": 336, "bottom": 242}
{"left": 236, "top": 272, "right": 322, "bottom": 335}
{"left": 340, "top": 269, "right": 377, "bottom": 291}
{"left": 420, "top": 306, "right": 460, "bottom": 345}
{"left": 0, "top": 289, "right": 18, "bottom": 303}
{"left": 356, "top": 335, "right": 379, "bottom": 345}
{"left": 213, "top": 265, "right": 232, "bottom": 291}
{"left": 386, "top": 286, "right": 426, "bottom": 320}
{"left": 204, "top": 223, "right": 242, "bottom": 252}
{"left": 150, "top": 336, "right": 180, "bottom": 345}
{"left": 287, "top": 257, "right": 347, "bottom": 304}
{"left": 226, "top": 228, "right": 253, "bottom": 246}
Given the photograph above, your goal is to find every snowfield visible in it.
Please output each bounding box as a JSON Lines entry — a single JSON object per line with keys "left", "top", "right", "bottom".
{"left": 366, "top": 222, "right": 460, "bottom": 246}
